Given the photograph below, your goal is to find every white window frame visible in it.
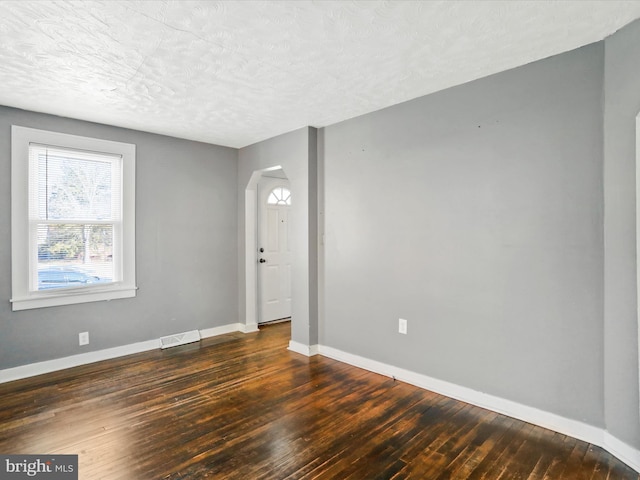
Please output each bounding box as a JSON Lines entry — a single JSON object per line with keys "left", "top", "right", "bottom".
{"left": 11, "top": 126, "right": 137, "bottom": 311}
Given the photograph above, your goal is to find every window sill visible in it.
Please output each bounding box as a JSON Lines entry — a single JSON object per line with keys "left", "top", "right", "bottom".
{"left": 10, "top": 285, "right": 137, "bottom": 311}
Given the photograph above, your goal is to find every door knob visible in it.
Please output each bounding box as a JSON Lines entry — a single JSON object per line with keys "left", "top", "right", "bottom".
{"left": 259, "top": 258, "right": 267, "bottom": 263}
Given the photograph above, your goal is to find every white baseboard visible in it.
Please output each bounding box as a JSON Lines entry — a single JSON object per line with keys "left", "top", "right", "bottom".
{"left": 200, "top": 323, "right": 243, "bottom": 338}
{"left": 604, "top": 432, "right": 640, "bottom": 473}
{"left": 0, "top": 338, "right": 159, "bottom": 384}
{"left": 318, "top": 344, "right": 640, "bottom": 474}
{"left": 0, "top": 322, "right": 252, "bottom": 385}
{"left": 288, "top": 340, "right": 319, "bottom": 357}
{"left": 240, "top": 322, "right": 259, "bottom": 333}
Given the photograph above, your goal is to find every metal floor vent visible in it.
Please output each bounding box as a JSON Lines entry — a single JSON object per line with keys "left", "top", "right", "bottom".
{"left": 159, "top": 330, "right": 201, "bottom": 349}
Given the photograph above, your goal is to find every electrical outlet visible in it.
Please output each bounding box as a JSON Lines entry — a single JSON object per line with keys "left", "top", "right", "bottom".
{"left": 79, "top": 331, "right": 89, "bottom": 346}
{"left": 398, "top": 318, "right": 408, "bottom": 335}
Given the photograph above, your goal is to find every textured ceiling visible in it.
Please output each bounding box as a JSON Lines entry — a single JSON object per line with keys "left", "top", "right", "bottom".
{"left": 0, "top": 1, "right": 639, "bottom": 148}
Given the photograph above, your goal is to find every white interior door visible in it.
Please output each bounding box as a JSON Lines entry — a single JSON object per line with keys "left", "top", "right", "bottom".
{"left": 258, "top": 176, "right": 292, "bottom": 323}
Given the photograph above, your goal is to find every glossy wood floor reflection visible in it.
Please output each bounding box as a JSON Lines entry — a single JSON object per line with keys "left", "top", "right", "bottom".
{"left": 0, "top": 322, "right": 637, "bottom": 480}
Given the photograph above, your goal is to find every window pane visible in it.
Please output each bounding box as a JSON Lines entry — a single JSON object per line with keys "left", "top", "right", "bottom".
{"left": 267, "top": 187, "right": 292, "bottom": 205}
{"left": 36, "top": 224, "right": 114, "bottom": 290}
{"left": 36, "top": 150, "right": 114, "bottom": 221}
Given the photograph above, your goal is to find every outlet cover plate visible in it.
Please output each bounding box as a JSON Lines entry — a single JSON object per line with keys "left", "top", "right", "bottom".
{"left": 399, "top": 318, "right": 408, "bottom": 335}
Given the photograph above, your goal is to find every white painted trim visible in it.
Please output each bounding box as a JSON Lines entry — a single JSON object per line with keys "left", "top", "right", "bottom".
{"left": 245, "top": 186, "right": 258, "bottom": 326}
{"left": 200, "top": 323, "right": 243, "bottom": 338}
{"left": 0, "top": 338, "right": 158, "bottom": 384}
{"left": 318, "top": 344, "right": 640, "bottom": 474}
{"left": 0, "top": 322, "right": 248, "bottom": 384}
{"left": 288, "top": 340, "right": 319, "bottom": 357}
{"left": 240, "top": 322, "right": 259, "bottom": 333}
{"left": 11, "top": 287, "right": 138, "bottom": 311}
{"left": 604, "top": 431, "right": 640, "bottom": 473}
{"left": 636, "top": 116, "right": 640, "bottom": 425}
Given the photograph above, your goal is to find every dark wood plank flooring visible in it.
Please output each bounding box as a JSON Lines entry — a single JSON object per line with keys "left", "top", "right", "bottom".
{"left": 0, "top": 322, "right": 637, "bottom": 479}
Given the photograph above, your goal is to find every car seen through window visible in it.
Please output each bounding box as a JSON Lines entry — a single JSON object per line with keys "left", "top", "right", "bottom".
{"left": 37, "top": 266, "right": 111, "bottom": 291}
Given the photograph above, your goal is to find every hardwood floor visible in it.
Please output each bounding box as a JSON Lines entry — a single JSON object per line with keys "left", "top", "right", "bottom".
{"left": 0, "top": 322, "right": 637, "bottom": 479}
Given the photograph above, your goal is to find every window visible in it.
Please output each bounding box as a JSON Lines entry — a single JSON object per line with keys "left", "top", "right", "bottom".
{"left": 267, "top": 186, "right": 291, "bottom": 205}
{"left": 11, "top": 126, "right": 136, "bottom": 310}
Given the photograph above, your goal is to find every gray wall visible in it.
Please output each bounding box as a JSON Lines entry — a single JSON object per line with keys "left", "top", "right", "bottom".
{"left": 603, "top": 18, "right": 640, "bottom": 447}
{"left": 321, "top": 43, "right": 605, "bottom": 426}
{"left": 0, "top": 106, "right": 238, "bottom": 370}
